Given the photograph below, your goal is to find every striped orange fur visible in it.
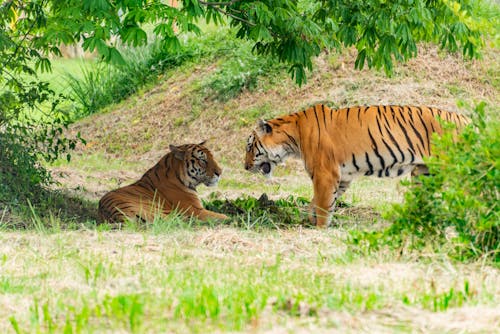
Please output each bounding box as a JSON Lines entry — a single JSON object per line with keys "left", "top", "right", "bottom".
{"left": 98, "top": 142, "right": 228, "bottom": 224}
{"left": 244, "top": 104, "right": 470, "bottom": 228}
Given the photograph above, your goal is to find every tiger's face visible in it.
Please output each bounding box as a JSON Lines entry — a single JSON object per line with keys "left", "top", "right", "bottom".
{"left": 244, "top": 120, "right": 291, "bottom": 177}
{"left": 172, "top": 143, "right": 222, "bottom": 187}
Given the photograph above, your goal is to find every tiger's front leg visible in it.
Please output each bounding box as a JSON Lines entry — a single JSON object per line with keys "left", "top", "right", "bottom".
{"left": 309, "top": 169, "right": 340, "bottom": 228}
{"left": 179, "top": 205, "right": 229, "bottom": 222}
{"left": 196, "top": 208, "right": 230, "bottom": 222}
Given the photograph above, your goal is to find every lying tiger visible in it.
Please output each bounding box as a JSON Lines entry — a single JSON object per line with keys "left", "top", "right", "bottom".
{"left": 244, "top": 104, "right": 470, "bottom": 228}
{"left": 98, "top": 142, "right": 229, "bottom": 224}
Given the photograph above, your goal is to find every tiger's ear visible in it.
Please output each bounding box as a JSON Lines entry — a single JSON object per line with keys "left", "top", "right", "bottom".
{"left": 198, "top": 140, "right": 207, "bottom": 146}
{"left": 169, "top": 144, "right": 186, "bottom": 160}
{"left": 258, "top": 120, "right": 272, "bottom": 134}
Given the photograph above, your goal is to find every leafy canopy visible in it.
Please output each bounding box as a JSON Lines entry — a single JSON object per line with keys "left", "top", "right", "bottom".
{"left": 1, "top": 0, "right": 490, "bottom": 86}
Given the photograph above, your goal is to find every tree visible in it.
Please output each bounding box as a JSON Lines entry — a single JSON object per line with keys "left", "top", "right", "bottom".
{"left": 0, "top": 0, "right": 492, "bottom": 204}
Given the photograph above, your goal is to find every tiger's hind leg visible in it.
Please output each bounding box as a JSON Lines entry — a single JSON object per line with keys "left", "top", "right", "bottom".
{"left": 411, "top": 164, "right": 430, "bottom": 184}
{"left": 335, "top": 180, "right": 352, "bottom": 208}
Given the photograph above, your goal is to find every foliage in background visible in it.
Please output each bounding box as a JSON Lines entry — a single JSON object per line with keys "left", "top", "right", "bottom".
{"left": 350, "top": 103, "right": 499, "bottom": 262}
{"left": 64, "top": 42, "right": 194, "bottom": 118}
{"left": 200, "top": 36, "right": 286, "bottom": 102}
{"left": 64, "top": 28, "right": 283, "bottom": 117}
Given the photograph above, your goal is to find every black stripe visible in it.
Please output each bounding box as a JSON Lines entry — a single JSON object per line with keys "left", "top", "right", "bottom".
{"left": 368, "top": 128, "right": 385, "bottom": 170}
{"left": 283, "top": 131, "right": 298, "bottom": 150}
{"left": 399, "top": 106, "right": 409, "bottom": 124}
{"left": 381, "top": 109, "right": 391, "bottom": 128}
{"left": 321, "top": 104, "right": 327, "bottom": 127}
{"left": 381, "top": 137, "right": 398, "bottom": 168}
{"left": 346, "top": 108, "right": 351, "bottom": 121}
{"left": 329, "top": 198, "right": 336, "bottom": 210}
{"left": 390, "top": 105, "right": 397, "bottom": 121}
{"left": 352, "top": 154, "right": 360, "bottom": 171}
{"left": 415, "top": 110, "right": 431, "bottom": 153}
{"left": 444, "top": 109, "right": 451, "bottom": 122}
{"left": 140, "top": 179, "right": 156, "bottom": 193}
{"left": 408, "top": 107, "right": 415, "bottom": 123}
{"left": 428, "top": 106, "right": 435, "bottom": 118}
{"left": 364, "top": 152, "right": 374, "bottom": 176}
{"left": 407, "top": 117, "right": 426, "bottom": 156}
{"left": 154, "top": 166, "right": 161, "bottom": 182}
{"left": 314, "top": 107, "right": 321, "bottom": 150}
{"left": 376, "top": 116, "right": 383, "bottom": 135}
{"left": 384, "top": 124, "right": 405, "bottom": 161}
{"left": 395, "top": 116, "right": 416, "bottom": 154}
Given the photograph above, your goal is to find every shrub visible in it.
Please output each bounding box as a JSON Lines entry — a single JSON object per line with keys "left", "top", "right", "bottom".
{"left": 0, "top": 92, "right": 80, "bottom": 215}
{"left": 384, "top": 102, "right": 499, "bottom": 261}
{"left": 200, "top": 40, "right": 284, "bottom": 102}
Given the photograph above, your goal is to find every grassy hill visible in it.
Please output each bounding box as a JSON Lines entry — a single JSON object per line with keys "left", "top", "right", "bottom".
{"left": 1, "top": 33, "right": 499, "bottom": 333}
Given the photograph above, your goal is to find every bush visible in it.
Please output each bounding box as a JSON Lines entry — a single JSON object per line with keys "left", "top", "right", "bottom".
{"left": 384, "top": 102, "right": 499, "bottom": 261}
{"left": 200, "top": 40, "right": 284, "bottom": 102}
{"left": 0, "top": 88, "right": 81, "bottom": 216}
{"left": 0, "top": 132, "right": 50, "bottom": 206}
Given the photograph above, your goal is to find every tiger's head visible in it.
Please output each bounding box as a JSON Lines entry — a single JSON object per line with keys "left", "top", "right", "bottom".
{"left": 170, "top": 142, "right": 222, "bottom": 188}
{"left": 244, "top": 120, "right": 295, "bottom": 177}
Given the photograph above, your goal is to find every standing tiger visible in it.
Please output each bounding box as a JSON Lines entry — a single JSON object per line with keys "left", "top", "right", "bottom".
{"left": 244, "top": 104, "right": 470, "bottom": 228}
{"left": 98, "top": 142, "right": 229, "bottom": 224}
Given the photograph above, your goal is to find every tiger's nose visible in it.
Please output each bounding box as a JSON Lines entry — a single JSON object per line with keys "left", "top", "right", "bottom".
{"left": 244, "top": 163, "right": 250, "bottom": 170}
{"left": 215, "top": 170, "right": 221, "bottom": 177}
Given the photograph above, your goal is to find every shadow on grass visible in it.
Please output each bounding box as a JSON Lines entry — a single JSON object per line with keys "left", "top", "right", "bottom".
{"left": 204, "top": 193, "right": 381, "bottom": 230}
{"left": 1, "top": 191, "right": 380, "bottom": 232}
{"left": 0, "top": 188, "right": 98, "bottom": 230}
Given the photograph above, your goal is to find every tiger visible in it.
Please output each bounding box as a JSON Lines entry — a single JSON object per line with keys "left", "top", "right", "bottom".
{"left": 244, "top": 104, "right": 470, "bottom": 228}
{"left": 98, "top": 142, "right": 229, "bottom": 224}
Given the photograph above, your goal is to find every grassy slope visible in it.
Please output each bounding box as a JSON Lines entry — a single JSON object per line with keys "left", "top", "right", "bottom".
{"left": 1, "top": 44, "right": 499, "bottom": 333}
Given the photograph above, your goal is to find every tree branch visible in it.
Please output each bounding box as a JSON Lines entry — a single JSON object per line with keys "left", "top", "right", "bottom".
{"left": 198, "top": 0, "right": 242, "bottom": 7}
{"left": 199, "top": 1, "right": 256, "bottom": 28}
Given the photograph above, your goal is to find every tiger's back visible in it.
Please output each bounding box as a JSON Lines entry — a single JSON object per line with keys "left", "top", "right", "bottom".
{"left": 98, "top": 167, "right": 172, "bottom": 224}
{"left": 321, "top": 105, "right": 470, "bottom": 180}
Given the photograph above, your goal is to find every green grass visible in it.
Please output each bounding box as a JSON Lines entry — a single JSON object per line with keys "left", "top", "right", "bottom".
{"left": 1, "top": 229, "right": 498, "bottom": 333}
{"left": 38, "top": 58, "right": 95, "bottom": 95}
